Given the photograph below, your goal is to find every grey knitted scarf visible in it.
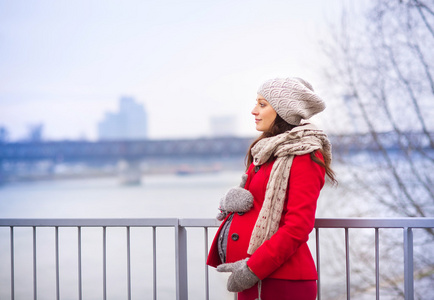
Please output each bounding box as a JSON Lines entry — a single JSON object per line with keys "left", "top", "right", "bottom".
{"left": 247, "top": 123, "right": 331, "bottom": 255}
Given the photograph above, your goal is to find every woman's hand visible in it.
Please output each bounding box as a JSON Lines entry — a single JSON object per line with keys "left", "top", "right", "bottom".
{"left": 217, "top": 258, "right": 259, "bottom": 292}
{"left": 217, "top": 174, "right": 253, "bottom": 221}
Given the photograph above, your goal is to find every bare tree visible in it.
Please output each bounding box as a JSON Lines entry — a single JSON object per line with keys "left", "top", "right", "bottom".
{"left": 319, "top": 0, "right": 434, "bottom": 298}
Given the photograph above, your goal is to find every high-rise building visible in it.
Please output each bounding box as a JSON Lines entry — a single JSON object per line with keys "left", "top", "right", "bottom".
{"left": 98, "top": 97, "right": 148, "bottom": 140}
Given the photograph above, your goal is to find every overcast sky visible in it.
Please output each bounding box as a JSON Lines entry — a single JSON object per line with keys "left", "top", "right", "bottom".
{"left": 0, "top": 0, "right": 358, "bottom": 141}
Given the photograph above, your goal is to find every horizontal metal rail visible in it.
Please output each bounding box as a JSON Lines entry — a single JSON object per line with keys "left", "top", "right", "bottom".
{"left": 1, "top": 217, "right": 431, "bottom": 228}
{"left": 0, "top": 218, "right": 433, "bottom": 300}
{"left": 314, "top": 218, "right": 433, "bottom": 228}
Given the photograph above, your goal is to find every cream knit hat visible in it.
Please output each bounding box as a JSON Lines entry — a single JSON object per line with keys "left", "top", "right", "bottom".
{"left": 257, "top": 77, "right": 325, "bottom": 125}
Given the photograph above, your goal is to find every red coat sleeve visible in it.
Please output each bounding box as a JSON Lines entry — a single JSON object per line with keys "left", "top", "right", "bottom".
{"left": 247, "top": 152, "right": 325, "bottom": 280}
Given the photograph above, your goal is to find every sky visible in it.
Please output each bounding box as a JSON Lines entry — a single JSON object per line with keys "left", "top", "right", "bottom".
{"left": 0, "top": 0, "right": 355, "bottom": 141}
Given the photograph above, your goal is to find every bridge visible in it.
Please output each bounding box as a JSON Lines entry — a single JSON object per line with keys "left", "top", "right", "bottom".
{"left": 0, "top": 131, "right": 432, "bottom": 162}
{"left": 0, "top": 137, "right": 251, "bottom": 162}
{"left": 0, "top": 132, "right": 431, "bottom": 183}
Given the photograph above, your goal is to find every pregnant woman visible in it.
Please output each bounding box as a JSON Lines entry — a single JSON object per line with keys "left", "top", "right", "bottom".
{"left": 207, "top": 77, "right": 336, "bottom": 300}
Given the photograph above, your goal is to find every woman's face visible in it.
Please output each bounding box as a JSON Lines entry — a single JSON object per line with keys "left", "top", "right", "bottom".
{"left": 251, "top": 95, "right": 277, "bottom": 132}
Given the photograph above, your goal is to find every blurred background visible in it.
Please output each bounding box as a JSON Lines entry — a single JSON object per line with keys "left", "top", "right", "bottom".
{"left": 0, "top": 0, "right": 433, "bottom": 299}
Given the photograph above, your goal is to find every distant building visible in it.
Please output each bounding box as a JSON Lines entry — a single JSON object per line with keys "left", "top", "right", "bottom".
{"left": 98, "top": 97, "right": 148, "bottom": 140}
{"left": 27, "top": 123, "right": 44, "bottom": 142}
{"left": 0, "top": 126, "right": 9, "bottom": 143}
{"left": 210, "top": 115, "right": 237, "bottom": 137}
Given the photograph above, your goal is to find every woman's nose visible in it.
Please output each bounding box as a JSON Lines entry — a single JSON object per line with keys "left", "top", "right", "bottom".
{"left": 251, "top": 106, "right": 258, "bottom": 115}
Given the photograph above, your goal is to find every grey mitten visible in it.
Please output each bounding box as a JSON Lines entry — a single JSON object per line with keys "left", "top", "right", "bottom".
{"left": 217, "top": 258, "right": 259, "bottom": 292}
{"left": 217, "top": 174, "right": 253, "bottom": 221}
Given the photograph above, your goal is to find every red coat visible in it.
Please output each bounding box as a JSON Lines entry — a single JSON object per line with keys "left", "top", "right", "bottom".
{"left": 207, "top": 152, "right": 325, "bottom": 280}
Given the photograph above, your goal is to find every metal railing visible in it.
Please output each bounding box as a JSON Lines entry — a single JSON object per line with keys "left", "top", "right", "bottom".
{"left": 0, "top": 217, "right": 433, "bottom": 300}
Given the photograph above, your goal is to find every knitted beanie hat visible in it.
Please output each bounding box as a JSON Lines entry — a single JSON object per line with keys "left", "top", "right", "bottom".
{"left": 257, "top": 77, "right": 325, "bottom": 125}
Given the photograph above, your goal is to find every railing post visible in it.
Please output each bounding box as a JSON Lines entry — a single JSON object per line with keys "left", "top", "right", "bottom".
{"left": 345, "top": 228, "right": 350, "bottom": 300}
{"left": 33, "top": 226, "right": 37, "bottom": 300}
{"left": 127, "top": 226, "right": 132, "bottom": 300}
{"left": 78, "top": 227, "right": 82, "bottom": 300}
{"left": 103, "top": 226, "right": 107, "bottom": 300}
{"left": 55, "top": 226, "right": 60, "bottom": 300}
{"left": 375, "top": 228, "right": 379, "bottom": 300}
{"left": 315, "top": 227, "right": 321, "bottom": 300}
{"left": 10, "top": 226, "right": 15, "bottom": 300}
{"left": 403, "top": 227, "right": 414, "bottom": 300}
{"left": 175, "top": 222, "right": 188, "bottom": 300}
{"left": 152, "top": 226, "right": 157, "bottom": 300}
{"left": 204, "top": 227, "right": 210, "bottom": 300}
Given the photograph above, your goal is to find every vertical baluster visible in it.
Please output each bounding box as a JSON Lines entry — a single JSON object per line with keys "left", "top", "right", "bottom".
{"left": 316, "top": 227, "right": 321, "bottom": 300}
{"left": 403, "top": 227, "right": 414, "bottom": 300}
{"left": 345, "top": 228, "right": 350, "bottom": 300}
{"left": 375, "top": 228, "right": 379, "bottom": 300}
{"left": 175, "top": 224, "right": 188, "bottom": 300}
{"left": 33, "top": 226, "right": 37, "bottom": 300}
{"left": 204, "top": 227, "right": 209, "bottom": 300}
{"left": 10, "top": 226, "right": 15, "bottom": 300}
{"left": 78, "top": 227, "right": 82, "bottom": 300}
{"left": 127, "top": 226, "right": 131, "bottom": 300}
{"left": 55, "top": 227, "right": 60, "bottom": 300}
{"left": 103, "top": 227, "right": 107, "bottom": 300}
{"left": 152, "top": 226, "right": 157, "bottom": 300}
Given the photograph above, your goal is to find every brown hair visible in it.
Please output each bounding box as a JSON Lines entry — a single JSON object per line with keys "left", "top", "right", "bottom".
{"left": 245, "top": 114, "right": 337, "bottom": 184}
